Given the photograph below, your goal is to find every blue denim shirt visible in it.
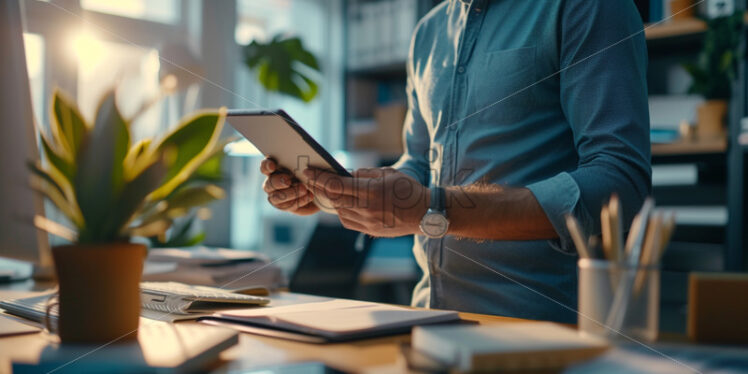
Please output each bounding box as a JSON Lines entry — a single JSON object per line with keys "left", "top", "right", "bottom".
{"left": 393, "top": 0, "right": 651, "bottom": 323}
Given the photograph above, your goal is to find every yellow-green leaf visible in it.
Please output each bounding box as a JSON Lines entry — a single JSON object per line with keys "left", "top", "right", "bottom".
{"left": 149, "top": 108, "right": 225, "bottom": 200}
{"left": 52, "top": 90, "right": 88, "bottom": 159}
{"left": 39, "top": 132, "right": 75, "bottom": 183}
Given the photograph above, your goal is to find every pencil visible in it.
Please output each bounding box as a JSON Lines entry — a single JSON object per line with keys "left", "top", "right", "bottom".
{"left": 565, "top": 214, "right": 592, "bottom": 259}
{"left": 609, "top": 194, "right": 624, "bottom": 262}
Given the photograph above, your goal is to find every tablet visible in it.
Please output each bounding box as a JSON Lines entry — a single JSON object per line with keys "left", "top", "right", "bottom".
{"left": 227, "top": 109, "right": 352, "bottom": 213}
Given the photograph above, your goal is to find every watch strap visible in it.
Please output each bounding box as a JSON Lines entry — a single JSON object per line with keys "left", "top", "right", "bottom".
{"left": 430, "top": 186, "right": 445, "bottom": 213}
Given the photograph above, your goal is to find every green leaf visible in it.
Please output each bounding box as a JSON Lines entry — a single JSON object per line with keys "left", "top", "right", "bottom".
{"left": 30, "top": 176, "right": 83, "bottom": 228}
{"left": 27, "top": 161, "right": 67, "bottom": 200}
{"left": 124, "top": 138, "right": 154, "bottom": 180}
{"left": 166, "top": 184, "right": 225, "bottom": 212}
{"left": 149, "top": 215, "right": 206, "bottom": 247}
{"left": 191, "top": 136, "right": 234, "bottom": 182}
{"left": 243, "top": 35, "right": 321, "bottom": 102}
{"left": 140, "top": 184, "right": 224, "bottom": 226}
{"left": 39, "top": 133, "right": 75, "bottom": 183}
{"left": 110, "top": 158, "right": 167, "bottom": 237}
{"left": 51, "top": 90, "right": 88, "bottom": 159}
{"left": 74, "top": 90, "right": 130, "bottom": 243}
{"left": 149, "top": 110, "right": 225, "bottom": 200}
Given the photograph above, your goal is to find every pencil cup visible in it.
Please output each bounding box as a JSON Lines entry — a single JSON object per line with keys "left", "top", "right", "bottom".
{"left": 578, "top": 259, "right": 660, "bottom": 342}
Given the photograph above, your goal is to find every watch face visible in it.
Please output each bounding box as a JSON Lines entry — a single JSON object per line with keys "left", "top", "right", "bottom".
{"left": 420, "top": 212, "right": 449, "bottom": 238}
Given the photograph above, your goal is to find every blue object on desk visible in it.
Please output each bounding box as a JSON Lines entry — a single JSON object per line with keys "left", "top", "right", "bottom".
{"left": 650, "top": 129, "right": 681, "bottom": 144}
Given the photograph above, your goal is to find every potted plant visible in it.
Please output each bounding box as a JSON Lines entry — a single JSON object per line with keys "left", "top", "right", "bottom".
{"left": 28, "top": 89, "right": 227, "bottom": 343}
{"left": 683, "top": 11, "right": 742, "bottom": 140}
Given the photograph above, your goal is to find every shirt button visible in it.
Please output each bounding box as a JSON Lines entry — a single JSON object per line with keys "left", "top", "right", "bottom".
{"left": 457, "top": 66, "right": 465, "bottom": 74}
{"left": 475, "top": 7, "right": 482, "bottom": 12}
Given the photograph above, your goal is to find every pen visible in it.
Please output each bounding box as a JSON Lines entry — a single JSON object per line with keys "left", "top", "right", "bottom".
{"left": 609, "top": 194, "right": 624, "bottom": 262}
{"left": 565, "top": 214, "right": 592, "bottom": 259}
{"left": 601, "top": 205, "right": 616, "bottom": 262}
{"left": 634, "top": 212, "right": 663, "bottom": 295}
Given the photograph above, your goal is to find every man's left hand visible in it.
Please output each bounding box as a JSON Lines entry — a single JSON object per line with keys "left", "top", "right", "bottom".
{"left": 303, "top": 167, "right": 429, "bottom": 237}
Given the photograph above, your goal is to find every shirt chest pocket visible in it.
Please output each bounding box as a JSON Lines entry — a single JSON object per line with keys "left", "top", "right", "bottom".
{"left": 467, "top": 46, "right": 537, "bottom": 125}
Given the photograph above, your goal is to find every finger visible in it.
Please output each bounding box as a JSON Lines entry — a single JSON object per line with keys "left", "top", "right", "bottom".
{"left": 354, "top": 168, "right": 384, "bottom": 178}
{"left": 286, "top": 189, "right": 316, "bottom": 211}
{"left": 262, "top": 172, "right": 293, "bottom": 193}
{"left": 303, "top": 168, "right": 367, "bottom": 197}
{"left": 260, "top": 158, "right": 277, "bottom": 175}
{"left": 309, "top": 185, "right": 357, "bottom": 210}
{"left": 294, "top": 201, "right": 320, "bottom": 216}
{"left": 269, "top": 184, "right": 308, "bottom": 206}
{"left": 274, "top": 190, "right": 313, "bottom": 211}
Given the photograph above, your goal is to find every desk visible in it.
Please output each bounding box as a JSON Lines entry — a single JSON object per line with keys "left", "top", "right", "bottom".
{"left": 0, "top": 282, "right": 526, "bottom": 373}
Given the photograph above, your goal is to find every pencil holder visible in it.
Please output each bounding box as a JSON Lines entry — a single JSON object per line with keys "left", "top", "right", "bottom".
{"left": 578, "top": 259, "right": 660, "bottom": 342}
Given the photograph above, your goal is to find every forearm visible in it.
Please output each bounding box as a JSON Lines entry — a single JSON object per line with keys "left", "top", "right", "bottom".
{"left": 445, "top": 185, "right": 558, "bottom": 241}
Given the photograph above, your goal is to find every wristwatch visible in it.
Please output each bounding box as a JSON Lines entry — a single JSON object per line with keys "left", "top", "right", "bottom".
{"left": 419, "top": 187, "right": 449, "bottom": 238}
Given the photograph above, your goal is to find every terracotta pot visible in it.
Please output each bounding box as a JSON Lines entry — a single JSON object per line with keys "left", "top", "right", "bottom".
{"left": 697, "top": 99, "right": 728, "bottom": 140}
{"left": 52, "top": 243, "right": 146, "bottom": 343}
{"left": 669, "top": 0, "right": 695, "bottom": 20}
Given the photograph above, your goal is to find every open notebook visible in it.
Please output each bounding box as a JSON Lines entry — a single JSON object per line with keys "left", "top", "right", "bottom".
{"left": 200, "top": 299, "right": 461, "bottom": 343}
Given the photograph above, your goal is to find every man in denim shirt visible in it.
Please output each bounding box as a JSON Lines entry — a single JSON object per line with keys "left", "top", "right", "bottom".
{"left": 262, "top": 0, "right": 651, "bottom": 323}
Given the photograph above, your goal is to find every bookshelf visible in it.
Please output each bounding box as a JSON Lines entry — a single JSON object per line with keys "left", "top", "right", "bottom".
{"left": 651, "top": 137, "right": 728, "bottom": 156}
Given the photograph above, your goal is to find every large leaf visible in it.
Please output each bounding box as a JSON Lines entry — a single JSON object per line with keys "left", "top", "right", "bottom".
{"left": 149, "top": 109, "right": 225, "bottom": 200}
{"left": 243, "top": 35, "right": 321, "bottom": 102}
{"left": 107, "top": 158, "right": 167, "bottom": 238}
{"left": 123, "top": 138, "right": 154, "bottom": 180}
{"left": 140, "top": 184, "right": 224, "bottom": 226}
{"left": 74, "top": 90, "right": 130, "bottom": 243}
{"left": 51, "top": 90, "right": 88, "bottom": 160}
{"left": 39, "top": 132, "right": 75, "bottom": 183}
{"left": 30, "top": 176, "right": 83, "bottom": 228}
{"left": 190, "top": 136, "right": 234, "bottom": 182}
{"left": 149, "top": 215, "right": 206, "bottom": 248}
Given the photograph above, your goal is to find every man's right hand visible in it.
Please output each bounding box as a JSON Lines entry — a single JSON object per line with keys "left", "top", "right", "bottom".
{"left": 260, "top": 158, "right": 319, "bottom": 215}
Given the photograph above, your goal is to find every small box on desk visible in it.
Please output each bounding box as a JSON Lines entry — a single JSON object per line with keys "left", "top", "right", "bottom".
{"left": 688, "top": 272, "right": 748, "bottom": 344}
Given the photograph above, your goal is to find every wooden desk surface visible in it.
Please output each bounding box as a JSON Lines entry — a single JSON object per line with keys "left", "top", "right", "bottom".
{"left": 0, "top": 283, "right": 529, "bottom": 374}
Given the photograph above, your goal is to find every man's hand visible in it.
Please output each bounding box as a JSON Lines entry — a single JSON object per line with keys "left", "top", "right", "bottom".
{"left": 260, "top": 158, "right": 319, "bottom": 215}
{"left": 303, "top": 167, "right": 429, "bottom": 237}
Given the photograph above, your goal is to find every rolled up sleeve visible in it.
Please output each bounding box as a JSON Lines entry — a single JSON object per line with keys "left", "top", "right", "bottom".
{"left": 393, "top": 43, "right": 430, "bottom": 186}
{"left": 529, "top": 0, "right": 652, "bottom": 253}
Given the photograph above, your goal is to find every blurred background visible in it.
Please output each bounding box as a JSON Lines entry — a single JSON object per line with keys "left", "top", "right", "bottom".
{"left": 13, "top": 0, "right": 748, "bottom": 333}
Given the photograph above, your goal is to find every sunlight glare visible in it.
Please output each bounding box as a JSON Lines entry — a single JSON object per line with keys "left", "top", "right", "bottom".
{"left": 70, "top": 30, "right": 104, "bottom": 72}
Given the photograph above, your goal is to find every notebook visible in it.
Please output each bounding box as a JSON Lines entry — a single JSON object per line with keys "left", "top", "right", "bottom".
{"left": 202, "top": 299, "right": 460, "bottom": 342}
{"left": 411, "top": 322, "right": 609, "bottom": 372}
{"left": 0, "top": 282, "right": 269, "bottom": 324}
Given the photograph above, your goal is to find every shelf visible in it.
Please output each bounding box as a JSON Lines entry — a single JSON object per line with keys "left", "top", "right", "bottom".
{"left": 645, "top": 13, "right": 748, "bottom": 47}
{"left": 347, "top": 61, "right": 407, "bottom": 80}
{"left": 652, "top": 137, "right": 727, "bottom": 156}
{"left": 645, "top": 18, "right": 707, "bottom": 40}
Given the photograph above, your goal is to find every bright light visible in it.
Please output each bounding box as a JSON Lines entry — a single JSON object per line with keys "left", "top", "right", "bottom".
{"left": 69, "top": 30, "right": 104, "bottom": 72}
{"left": 23, "top": 34, "right": 44, "bottom": 79}
{"left": 225, "top": 139, "right": 261, "bottom": 157}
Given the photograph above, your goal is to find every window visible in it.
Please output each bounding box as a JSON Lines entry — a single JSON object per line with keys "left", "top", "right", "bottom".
{"left": 73, "top": 34, "right": 165, "bottom": 140}
{"left": 80, "top": 0, "right": 180, "bottom": 24}
{"left": 234, "top": 0, "right": 344, "bottom": 150}
{"left": 23, "top": 33, "right": 44, "bottom": 127}
{"left": 230, "top": 0, "right": 344, "bottom": 250}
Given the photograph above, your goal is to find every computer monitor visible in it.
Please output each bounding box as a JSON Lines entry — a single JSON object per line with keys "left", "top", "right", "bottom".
{"left": 0, "top": 0, "right": 52, "bottom": 279}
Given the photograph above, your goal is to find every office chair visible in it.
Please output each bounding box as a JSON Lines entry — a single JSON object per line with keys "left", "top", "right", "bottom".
{"left": 289, "top": 222, "right": 372, "bottom": 299}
